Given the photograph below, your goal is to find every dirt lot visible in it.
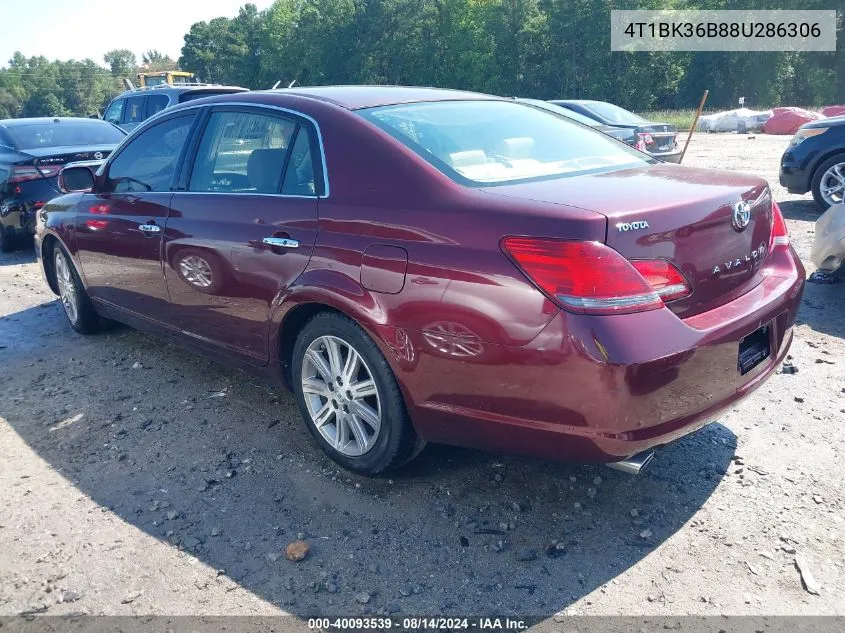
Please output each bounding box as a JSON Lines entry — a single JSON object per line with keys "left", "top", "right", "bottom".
{"left": 1, "top": 133, "right": 844, "bottom": 620}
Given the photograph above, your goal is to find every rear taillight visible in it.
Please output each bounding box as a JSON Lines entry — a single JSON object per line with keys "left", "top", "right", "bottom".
{"left": 501, "top": 237, "right": 691, "bottom": 315}
{"left": 771, "top": 200, "right": 789, "bottom": 248}
{"left": 630, "top": 259, "right": 691, "bottom": 301}
{"left": 9, "top": 164, "right": 62, "bottom": 183}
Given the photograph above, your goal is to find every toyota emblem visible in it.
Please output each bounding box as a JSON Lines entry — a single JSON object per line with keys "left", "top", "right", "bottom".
{"left": 732, "top": 201, "right": 751, "bottom": 231}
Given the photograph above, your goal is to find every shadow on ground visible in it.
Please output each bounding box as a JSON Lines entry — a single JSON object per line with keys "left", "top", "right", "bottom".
{"left": 778, "top": 200, "right": 845, "bottom": 340}
{"left": 778, "top": 199, "right": 821, "bottom": 222}
{"left": 0, "top": 302, "right": 734, "bottom": 618}
{"left": 0, "top": 247, "right": 36, "bottom": 267}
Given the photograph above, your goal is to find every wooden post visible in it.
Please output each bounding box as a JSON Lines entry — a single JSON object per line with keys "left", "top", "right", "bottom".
{"left": 679, "top": 89, "right": 709, "bottom": 164}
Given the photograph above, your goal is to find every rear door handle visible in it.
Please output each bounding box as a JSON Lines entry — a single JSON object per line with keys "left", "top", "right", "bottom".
{"left": 262, "top": 237, "right": 299, "bottom": 248}
{"left": 138, "top": 224, "right": 161, "bottom": 233}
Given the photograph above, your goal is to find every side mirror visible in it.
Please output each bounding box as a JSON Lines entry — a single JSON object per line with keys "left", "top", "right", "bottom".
{"left": 59, "top": 165, "right": 96, "bottom": 193}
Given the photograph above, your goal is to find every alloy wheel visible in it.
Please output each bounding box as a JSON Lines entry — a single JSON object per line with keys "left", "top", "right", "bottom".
{"left": 820, "top": 162, "right": 845, "bottom": 207}
{"left": 54, "top": 250, "right": 78, "bottom": 324}
{"left": 179, "top": 254, "right": 213, "bottom": 288}
{"left": 301, "top": 335, "right": 381, "bottom": 457}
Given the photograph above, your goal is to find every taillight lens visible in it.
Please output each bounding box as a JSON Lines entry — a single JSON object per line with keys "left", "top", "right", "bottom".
{"left": 630, "top": 259, "right": 691, "bottom": 301}
{"left": 9, "top": 164, "right": 62, "bottom": 183}
{"left": 771, "top": 200, "right": 789, "bottom": 248}
{"left": 501, "top": 237, "right": 690, "bottom": 315}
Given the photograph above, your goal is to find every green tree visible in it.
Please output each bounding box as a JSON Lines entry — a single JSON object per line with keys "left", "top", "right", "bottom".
{"left": 141, "top": 50, "right": 177, "bottom": 72}
{"left": 103, "top": 49, "right": 137, "bottom": 77}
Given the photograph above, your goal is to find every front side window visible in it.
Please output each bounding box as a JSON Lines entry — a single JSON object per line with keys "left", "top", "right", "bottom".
{"left": 105, "top": 114, "right": 195, "bottom": 193}
{"left": 189, "top": 111, "right": 297, "bottom": 193}
{"left": 359, "top": 101, "right": 651, "bottom": 185}
{"left": 104, "top": 99, "right": 125, "bottom": 125}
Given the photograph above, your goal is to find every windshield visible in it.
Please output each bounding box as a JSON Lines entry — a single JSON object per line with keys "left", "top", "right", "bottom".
{"left": 359, "top": 100, "right": 650, "bottom": 185}
{"left": 7, "top": 120, "right": 125, "bottom": 150}
{"left": 581, "top": 102, "right": 647, "bottom": 125}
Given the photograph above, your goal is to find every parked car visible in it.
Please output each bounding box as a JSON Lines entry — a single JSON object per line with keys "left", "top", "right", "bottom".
{"left": 103, "top": 84, "right": 248, "bottom": 132}
{"left": 550, "top": 100, "right": 682, "bottom": 162}
{"left": 811, "top": 203, "right": 845, "bottom": 278}
{"left": 0, "top": 117, "right": 125, "bottom": 252}
{"left": 36, "top": 87, "right": 803, "bottom": 475}
{"left": 517, "top": 98, "right": 633, "bottom": 144}
{"left": 779, "top": 115, "right": 845, "bottom": 210}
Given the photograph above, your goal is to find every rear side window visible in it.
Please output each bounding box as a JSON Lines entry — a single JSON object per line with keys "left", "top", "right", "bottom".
{"left": 188, "top": 110, "right": 296, "bottom": 193}
{"left": 281, "top": 129, "right": 317, "bottom": 196}
{"left": 104, "top": 99, "right": 125, "bottom": 125}
{"left": 147, "top": 95, "right": 169, "bottom": 118}
{"left": 125, "top": 97, "right": 146, "bottom": 124}
{"left": 105, "top": 114, "right": 195, "bottom": 193}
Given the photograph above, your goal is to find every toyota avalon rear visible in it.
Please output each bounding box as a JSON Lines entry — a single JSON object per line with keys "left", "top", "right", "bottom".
{"left": 37, "top": 88, "right": 804, "bottom": 475}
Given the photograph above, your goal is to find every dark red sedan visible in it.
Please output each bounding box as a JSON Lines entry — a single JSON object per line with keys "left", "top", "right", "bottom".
{"left": 35, "top": 87, "right": 805, "bottom": 474}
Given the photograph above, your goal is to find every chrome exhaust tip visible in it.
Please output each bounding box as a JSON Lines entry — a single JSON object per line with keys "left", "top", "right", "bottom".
{"left": 607, "top": 450, "right": 655, "bottom": 475}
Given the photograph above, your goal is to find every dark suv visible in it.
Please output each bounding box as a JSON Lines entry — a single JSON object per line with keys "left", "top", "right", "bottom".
{"left": 779, "top": 115, "right": 845, "bottom": 210}
{"left": 104, "top": 85, "right": 248, "bottom": 132}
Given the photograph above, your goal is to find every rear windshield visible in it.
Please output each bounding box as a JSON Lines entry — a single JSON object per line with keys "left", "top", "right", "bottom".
{"left": 359, "top": 100, "right": 651, "bottom": 185}
{"left": 521, "top": 100, "right": 601, "bottom": 127}
{"left": 7, "top": 120, "right": 125, "bottom": 150}
{"left": 581, "top": 102, "right": 647, "bottom": 125}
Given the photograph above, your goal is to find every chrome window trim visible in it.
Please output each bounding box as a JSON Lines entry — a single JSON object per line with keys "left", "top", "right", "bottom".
{"left": 170, "top": 191, "right": 319, "bottom": 200}
{"left": 168, "top": 101, "right": 330, "bottom": 199}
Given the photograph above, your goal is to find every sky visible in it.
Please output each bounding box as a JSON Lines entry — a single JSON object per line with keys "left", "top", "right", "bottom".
{"left": 0, "top": 0, "right": 275, "bottom": 67}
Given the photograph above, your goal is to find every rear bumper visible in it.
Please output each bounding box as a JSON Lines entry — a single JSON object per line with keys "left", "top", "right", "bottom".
{"left": 403, "top": 246, "right": 805, "bottom": 462}
{"left": 652, "top": 148, "right": 683, "bottom": 163}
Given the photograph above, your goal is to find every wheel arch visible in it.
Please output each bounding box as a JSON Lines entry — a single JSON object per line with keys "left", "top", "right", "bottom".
{"left": 270, "top": 273, "right": 404, "bottom": 393}
{"left": 40, "top": 233, "right": 63, "bottom": 296}
{"left": 809, "top": 146, "right": 845, "bottom": 183}
{"left": 275, "top": 302, "right": 347, "bottom": 390}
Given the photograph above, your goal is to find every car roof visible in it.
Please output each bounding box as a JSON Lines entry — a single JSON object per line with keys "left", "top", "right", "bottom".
{"left": 0, "top": 117, "right": 110, "bottom": 128}
{"left": 114, "top": 85, "right": 248, "bottom": 98}
{"left": 551, "top": 100, "right": 609, "bottom": 107}
{"left": 265, "top": 86, "right": 501, "bottom": 110}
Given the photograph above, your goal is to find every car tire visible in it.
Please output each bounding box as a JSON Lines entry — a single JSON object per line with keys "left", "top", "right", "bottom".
{"left": 53, "top": 245, "right": 102, "bottom": 334}
{"left": 811, "top": 153, "right": 845, "bottom": 211}
{"left": 0, "top": 226, "right": 15, "bottom": 253}
{"left": 291, "top": 312, "right": 421, "bottom": 475}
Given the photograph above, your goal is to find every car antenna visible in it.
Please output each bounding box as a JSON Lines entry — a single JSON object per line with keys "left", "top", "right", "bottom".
{"left": 288, "top": 79, "right": 297, "bottom": 88}
{"left": 271, "top": 80, "right": 281, "bottom": 89}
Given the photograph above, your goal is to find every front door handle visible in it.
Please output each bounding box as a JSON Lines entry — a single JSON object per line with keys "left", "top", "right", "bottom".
{"left": 262, "top": 237, "right": 299, "bottom": 248}
{"left": 138, "top": 224, "right": 161, "bottom": 233}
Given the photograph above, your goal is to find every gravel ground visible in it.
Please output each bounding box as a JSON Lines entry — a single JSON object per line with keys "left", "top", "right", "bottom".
{"left": 0, "top": 133, "right": 843, "bottom": 619}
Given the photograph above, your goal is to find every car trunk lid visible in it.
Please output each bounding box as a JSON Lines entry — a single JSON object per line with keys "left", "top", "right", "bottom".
{"left": 26, "top": 145, "right": 116, "bottom": 165}
{"left": 482, "top": 163, "right": 774, "bottom": 318}
{"left": 14, "top": 146, "right": 115, "bottom": 193}
{"left": 635, "top": 123, "right": 677, "bottom": 153}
